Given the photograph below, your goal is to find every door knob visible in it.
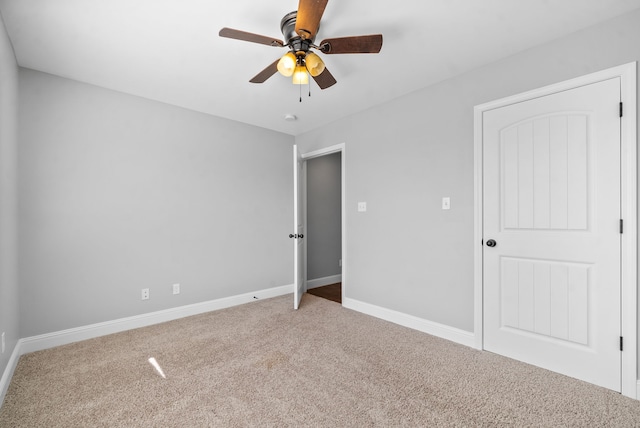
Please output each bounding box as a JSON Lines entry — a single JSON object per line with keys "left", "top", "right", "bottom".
{"left": 289, "top": 234, "right": 304, "bottom": 239}
{"left": 486, "top": 239, "right": 497, "bottom": 247}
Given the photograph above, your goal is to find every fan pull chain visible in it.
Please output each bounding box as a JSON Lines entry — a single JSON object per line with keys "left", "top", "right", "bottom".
{"left": 299, "top": 81, "right": 302, "bottom": 103}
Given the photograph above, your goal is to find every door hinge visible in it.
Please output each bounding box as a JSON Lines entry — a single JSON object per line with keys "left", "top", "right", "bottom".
{"left": 620, "top": 336, "right": 624, "bottom": 351}
{"left": 620, "top": 102, "right": 623, "bottom": 117}
{"left": 620, "top": 219, "right": 624, "bottom": 234}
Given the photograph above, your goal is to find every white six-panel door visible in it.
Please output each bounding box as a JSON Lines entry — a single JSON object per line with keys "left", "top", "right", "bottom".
{"left": 482, "top": 78, "right": 622, "bottom": 391}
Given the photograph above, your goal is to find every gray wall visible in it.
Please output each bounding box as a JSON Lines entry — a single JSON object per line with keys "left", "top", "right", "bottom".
{"left": 18, "top": 69, "right": 294, "bottom": 337}
{"left": 0, "top": 13, "right": 18, "bottom": 380}
{"left": 296, "top": 9, "right": 640, "bottom": 333}
{"left": 4, "top": 7, "right": 640, "bottom": 383}
{"left": 306, "top": 152, "right": 341, "bottom": 281}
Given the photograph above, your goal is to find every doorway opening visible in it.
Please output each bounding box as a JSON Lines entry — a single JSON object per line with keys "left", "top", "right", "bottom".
{"left": 305, "top": 151, "right": 342, "bottom": 304}
{"left": 299, "top": 143, "right": 346, "bottom": 306}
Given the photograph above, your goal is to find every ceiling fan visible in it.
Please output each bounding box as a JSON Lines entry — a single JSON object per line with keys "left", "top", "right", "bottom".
{"left": 219, "top": 0, "right": 383, "bottom": 90}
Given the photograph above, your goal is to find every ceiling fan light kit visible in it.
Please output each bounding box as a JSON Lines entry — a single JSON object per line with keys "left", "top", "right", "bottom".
{"left": 305, "top": 52, "right": 325, "bottom": 77}
{"left": 292, "top": 65, "right": 309, "bottom": 85}
{"left": 277, "top": 52, "right": 297, "bottom": 77}
{"left": 219, "top": 0, "right": 383, "bottom": 94}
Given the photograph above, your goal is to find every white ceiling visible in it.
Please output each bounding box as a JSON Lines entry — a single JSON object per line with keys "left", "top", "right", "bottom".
{"left": 2, "top": 0, "right": 640, "bottom": 136}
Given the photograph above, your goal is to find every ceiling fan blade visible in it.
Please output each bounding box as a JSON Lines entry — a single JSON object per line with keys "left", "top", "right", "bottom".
{"left": 249, "top": 59, "right": 281, "bottom": 83}
{"left": 219, "top": 28, "right": 284, "bottom": 47}
{"left": 312, "top": 67, "right": 337, "bottom": 90}
{"left": 295, "top": 0, "right": 328, "bottom": 40}
{"left": 319, "top": 34, "right": 383, "bottom": 54}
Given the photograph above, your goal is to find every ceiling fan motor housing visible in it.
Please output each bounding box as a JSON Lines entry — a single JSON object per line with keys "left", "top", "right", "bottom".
{"left": 280, "top": 11, "right": 315, "bottom": 52}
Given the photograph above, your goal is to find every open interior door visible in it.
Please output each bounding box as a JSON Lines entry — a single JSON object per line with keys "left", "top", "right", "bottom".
{"left": 293, "top": 145, "right": 305, "bottom": 309}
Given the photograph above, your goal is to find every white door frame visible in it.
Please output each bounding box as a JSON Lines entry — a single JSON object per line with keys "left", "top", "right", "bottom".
{"left": 473, "top": 62, "right": 637, "bottom": 398}
{"left": 301, "top": 143, "right": 346, "bottom": 304}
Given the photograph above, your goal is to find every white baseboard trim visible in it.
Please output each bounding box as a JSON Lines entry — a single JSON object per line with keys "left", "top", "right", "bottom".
{"left": 306, "top": 274, "right": 342, "bottom": 289}
{"left": 343, "top": 297, "right": 476, "bottom": 348}
{"left": 1, "top": 284, "right": 293, "bottom": 407}
{"left": 0, "top": 342, "right": 23, "bottom": 407}
{"left": 16, "top": 283, "right": 294, "bottom": 356}
{"left": 5, "top": 288, "right": 638, "bottom": 403}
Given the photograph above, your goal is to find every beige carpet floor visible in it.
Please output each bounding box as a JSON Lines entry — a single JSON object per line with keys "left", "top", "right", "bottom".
{"left": 2, "top": 293, "right": 640, "bottom": 427}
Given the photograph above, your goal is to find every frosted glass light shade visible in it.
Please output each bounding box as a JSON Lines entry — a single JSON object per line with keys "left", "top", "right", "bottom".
{"left": 305, "top": 52, "right": 325, "bottom": 77}
{"left": 277, "top": 52, "right": 297, "bottom": 77}
{"left": 292, "top": 65, "right": 309, "bottom": 85}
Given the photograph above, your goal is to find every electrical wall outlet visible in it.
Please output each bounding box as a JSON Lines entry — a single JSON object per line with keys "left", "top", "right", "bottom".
{"left": 339, "top": 259, "right": 342, "bottom": 267}
{"left": 141, "top": 288, "right": 150, "bottom": 300}
{"left": 1, "top": 332, "right": 5, "bottom": 354}
{"left": 172, "top": 283, "right": 180, "bottom": 295}
{"left": 358, "top": 202, "right": 367, "bottom": 212}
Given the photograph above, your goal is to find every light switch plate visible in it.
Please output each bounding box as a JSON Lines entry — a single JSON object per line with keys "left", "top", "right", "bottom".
{"left": 442, "top": 197, "right": 451, "bottom": 210}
